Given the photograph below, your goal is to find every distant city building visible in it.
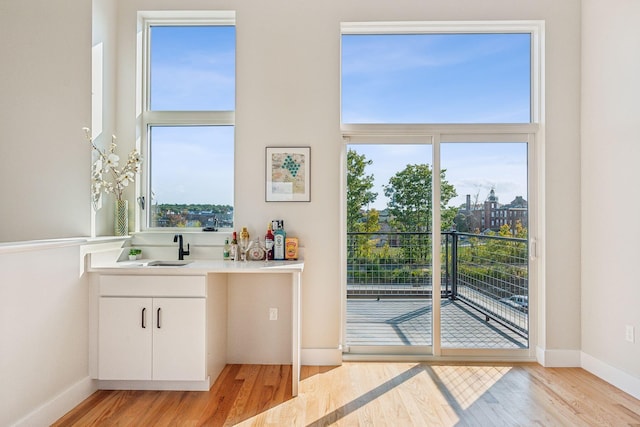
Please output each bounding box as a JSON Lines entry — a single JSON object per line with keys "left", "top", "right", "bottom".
{"left": 458, "top": 189, "right": 528, "bottom": 234}
{"left": 151, "top": 204, "right": 233, "bottom": 228}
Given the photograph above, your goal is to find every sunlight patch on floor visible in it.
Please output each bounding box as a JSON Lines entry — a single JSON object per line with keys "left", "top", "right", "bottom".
{"left": 431, "top": 365, "right": 512, "bottom": 410}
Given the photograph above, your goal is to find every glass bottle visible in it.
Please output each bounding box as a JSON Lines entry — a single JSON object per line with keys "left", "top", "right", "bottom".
{"left": 265, "top": 223, "right": 275, "bottom": 260}
{"left": 230, "top": 231, "right": 238, "bottom": 261}
{"left": 223, "top": 237, "right": 231, "bottom": 260}
{"left": 273, "top": 222, "right": 286, "bottom": 260}
{"left": 239, "top": 227, "right": 250, "bottom": 261}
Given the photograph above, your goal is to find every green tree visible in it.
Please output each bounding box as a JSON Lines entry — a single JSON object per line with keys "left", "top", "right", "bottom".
{"left": 383, "top": 164, "right": 458, "bottom": 232}
{"left": 347, "top": 149, "right": 378, "bottom": 232}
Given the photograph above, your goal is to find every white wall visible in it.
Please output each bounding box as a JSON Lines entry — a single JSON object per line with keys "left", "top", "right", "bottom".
{"left": 0, "top": 0, "right": 596, "bottom": 423}
{"left": 0, "top": 0, "right": 92, "bottom": 243}
{"left": 0, "top": 244, "right": 93, "bottom": 427}
{"left": 581, "top": 0, "right": 640, "bottom": 388}
{"left": 227, "top": 274, "right": 293, "bottom": 364}
{"left": 116, "top": 0, "right": 583, "bottom": 361}
{"left": 92, "top": 0, "right": 120, "bottom": 237}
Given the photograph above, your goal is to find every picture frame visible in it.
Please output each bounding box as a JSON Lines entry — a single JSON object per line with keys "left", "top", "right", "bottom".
{"left": 265, "top": 146, "right": 311, "bottom": 202}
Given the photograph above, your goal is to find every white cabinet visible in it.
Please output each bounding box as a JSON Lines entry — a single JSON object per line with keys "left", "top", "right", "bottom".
{"left": 98, "top": 275, "right": 206, "bottom": 382}
{"left": 98, "top": 297, "right": 152, "bottom": 380}
{"left": 152, "top": 297, "right": 205, "bottom": 380}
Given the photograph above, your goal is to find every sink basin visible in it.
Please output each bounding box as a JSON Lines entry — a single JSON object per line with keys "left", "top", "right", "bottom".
{"left": 147, "top": 260, "right": 193, "bottom": 267}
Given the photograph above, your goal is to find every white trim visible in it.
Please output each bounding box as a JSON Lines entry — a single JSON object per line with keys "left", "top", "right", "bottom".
{"left": 0, "top": 238, "right": 87, "bottom": 254}
{"left": 98, "top": 378, "right": 211, "bottom": 391}
{"left": 346, "top": 345, "right": 433, "bottom": 357}
{"left": 341, "top": 20, "right": 545, "bottom": 35}
{"left": 339, "top": 145, "right": 348, "bottom": 363}
{"left": 527, "top": 132, "right": 541, "bottom": 357}
{"left": 536, "top": 347, "right": 581, "bottom": 367}
{"left": 342, "top": 123, "right": 538, "bottom": 137}
{"left": 301, "top": 348, "right": 343, "bottom": 366}
{"left": 432, "top": 134, "right": 442, "bottom": 357}
{"left": 536, "top": 345, "right": 545, "bottom": 365}
{"left": 143, "top": 111, "right": 235, "bottom": 126}
{"left": 581, "top": 352, "right": 640, "bottom": 400}
{"left": 11, "top": 377, "right": 96, "bottom": 427}
{"left": 138, "top": 10, "right": 235, "bottom": 25}
{"left": 0, "top": 236, "right": 129, "bottom": 255}
{"left": 343, "top": 353, "right": 536, "bottom": 363}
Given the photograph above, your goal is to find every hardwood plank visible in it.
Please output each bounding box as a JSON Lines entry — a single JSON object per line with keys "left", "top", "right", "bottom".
{"left": 53, "top": 363, "right": 640, "bottom": 426}
{"left": 223, "top": 364, "right": 262, "bottom": 425}
{"left": 198, "top": 364, "right": 244, "bottom": 426}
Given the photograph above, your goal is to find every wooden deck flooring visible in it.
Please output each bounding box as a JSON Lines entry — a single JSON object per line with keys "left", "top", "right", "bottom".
{"left": 347, "top": 298, "right": 527, "bottom": 348}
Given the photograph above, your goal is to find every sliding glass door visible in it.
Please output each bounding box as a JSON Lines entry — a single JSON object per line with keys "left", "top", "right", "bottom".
{"left": 343, "top": 137, "right": 532, "bottom": 356}
{"left": 345, "top": 143, "right": 433, "bottom": 354}
{"left": 340, "top": 20, "right": 542, "bottom": 358}
{"left": 439, "top": 140, "right": 530, "bottom": 352}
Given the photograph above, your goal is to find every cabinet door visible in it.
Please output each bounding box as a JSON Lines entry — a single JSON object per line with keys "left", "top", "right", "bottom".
{"left": 152, "top": 298, "right": 206, "bottom": 381}
{"left": 98, "top": 297, "right": 152, "bottom": 380}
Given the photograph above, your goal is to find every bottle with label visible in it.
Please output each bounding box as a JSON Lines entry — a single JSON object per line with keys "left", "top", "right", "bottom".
{"left": 285, "top": 237, "right": 298, "bottom": 260}
{"left": 240, "top": 226, "right": 250, "bottom": 243}
{"left": 239, "top": 226, "right": 250, "bottom": 261}
{"left": 223, "top": 237, "right": 231, "bottom": 260}
{"left": 265, "top": 222, "right": 275, "bottom": 260}
{"left": 248, "top": 237, "right": 265, "bottom": 261}
{"left": 230, "top": 231, "right": 238, "bottom": 261}
{"left": 273, "top": 221, "right": 286, "bottom": 260}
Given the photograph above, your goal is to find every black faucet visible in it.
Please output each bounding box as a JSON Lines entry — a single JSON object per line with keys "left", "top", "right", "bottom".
{"left": 173, "top": 234, "right": 190, "bottom": 260}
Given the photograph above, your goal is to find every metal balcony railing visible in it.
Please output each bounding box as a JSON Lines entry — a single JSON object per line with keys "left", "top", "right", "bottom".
{"left": 347, "top": 231, "right": 529, "bottom": 338}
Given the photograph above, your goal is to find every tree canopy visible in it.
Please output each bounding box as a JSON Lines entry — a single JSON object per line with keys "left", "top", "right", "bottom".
{"left": 383, "top": 164, "right": 457, "bottom": 232}
{"left": 347, "top": 149, "right": 378, "bottom": 232}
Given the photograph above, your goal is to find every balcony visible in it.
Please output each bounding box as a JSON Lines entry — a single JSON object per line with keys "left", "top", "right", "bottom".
{"left": 346, "top": 231, "right": 528, "bottom": 349}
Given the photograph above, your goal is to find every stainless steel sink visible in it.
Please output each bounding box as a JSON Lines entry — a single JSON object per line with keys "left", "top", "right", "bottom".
{"left": 147, "top": 260, "right": 192, "bottom": 267}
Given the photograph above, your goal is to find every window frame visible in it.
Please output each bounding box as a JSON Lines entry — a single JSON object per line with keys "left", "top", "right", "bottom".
{"left": 340, "top": 20, "right": 543, "bottom": 126}
{"left": 339, "top": 20, "right": 544, "bottom": 360}
{"left": 137, "top": 11, "right": 236, "bottom": 232}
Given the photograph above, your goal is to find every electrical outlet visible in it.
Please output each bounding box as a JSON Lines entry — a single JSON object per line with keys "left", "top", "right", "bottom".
{"left": 269, "top": 308, "right": 278, "bottom": 321}
{"left": 625, "top": 325, "right": 635, "bottom": 343}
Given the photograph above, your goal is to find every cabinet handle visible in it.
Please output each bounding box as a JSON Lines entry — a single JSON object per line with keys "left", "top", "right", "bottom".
{"left": 157, "top": 307, "right": 161, "bottom": 329}
{"left": 141, "top": 307, "right": 146, "bottom": 328}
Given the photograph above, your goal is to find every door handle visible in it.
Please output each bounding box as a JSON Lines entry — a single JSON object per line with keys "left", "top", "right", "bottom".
{"left": 157, "top": 307, "right": 161, "bottom": 329}
{"left": 141, "top": 307, "right": 146, "bottom": 328}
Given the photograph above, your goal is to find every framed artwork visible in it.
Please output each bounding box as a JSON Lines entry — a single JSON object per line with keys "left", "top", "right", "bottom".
{"left": 265, "top": 146, "right": 311, "bottom": 202}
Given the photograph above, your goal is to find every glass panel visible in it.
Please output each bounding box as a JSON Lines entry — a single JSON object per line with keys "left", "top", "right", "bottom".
{"left": 440, "top": 142, "right": 529, "bottom": 349}
{"left": 341, "top": 33, "right": 531, "bottom": 124}
{"left": 150, "top": 25, "right": 235, "bottom": 111}
{"left": 346, "top": 144, "right": 433, "bottom": 348}
{"left": 149, "top": 126, "right": 234, "bottom": 228}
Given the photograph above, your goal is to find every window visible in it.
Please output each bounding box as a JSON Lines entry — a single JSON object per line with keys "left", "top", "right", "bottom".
{"left": 341, "top": 21, "right": 542, "bottom": 357}
{"left": 140, "top": 12, "right": 235, "bottom": 229}
{"left": 342, "top": 31, "right": 531, "bottom": 124}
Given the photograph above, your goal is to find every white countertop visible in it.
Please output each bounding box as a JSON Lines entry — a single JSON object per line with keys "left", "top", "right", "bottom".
{"left": 90, "top": 258, "right": 304, "bottom": 275}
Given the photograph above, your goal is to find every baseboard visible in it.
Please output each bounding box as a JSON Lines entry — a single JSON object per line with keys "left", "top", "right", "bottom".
{"left": 301, "top": 348, "right": 342, "bottom": 366}
{"left": 581, "top": 352, "right": 640, "bottom": 400}
{"left": 97, "top": 377, "right": 211, "bottom": 391}
{"left": 12, "top": 376, "right": 96, "bottom": 427}
{"left": 536, "top": 347, "right": 581, "bottom": 367}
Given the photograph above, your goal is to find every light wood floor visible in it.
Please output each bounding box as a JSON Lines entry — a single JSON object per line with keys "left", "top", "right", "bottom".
{"left": 53, "top": 362, "right": 640, "bottom": 426}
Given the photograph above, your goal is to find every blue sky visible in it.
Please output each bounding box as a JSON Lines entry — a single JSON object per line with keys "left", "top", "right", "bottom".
{"left": 149, "top": 28, "right": 530, "bottom": 208}
{"left": 342, "top": 33, "right": 531, "bottom": 123}
{"left": 150, "top": 25, "right": 235, "bottom": 111}
{"left": 149, "top": 26, "right": 235, "bottom": 205}
{"left": 150, "top": 126, "right": 234, "bottom": 205}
